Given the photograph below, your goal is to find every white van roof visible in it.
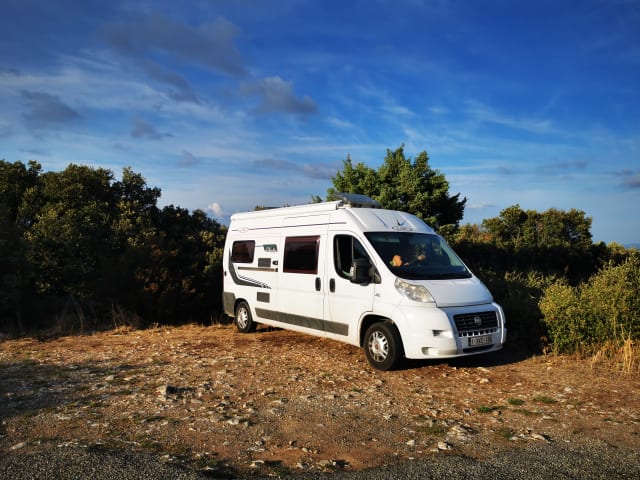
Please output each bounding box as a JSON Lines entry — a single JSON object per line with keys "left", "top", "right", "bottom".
{"left": 230, "top": 195, "right": 435, "bottom": 235}
{"left": 346, "top": 208, "right": 435, "bottom": 234}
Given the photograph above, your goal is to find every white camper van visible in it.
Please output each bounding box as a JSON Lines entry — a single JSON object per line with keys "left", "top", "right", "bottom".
{"left": 222, "top": 194, "right": 506, "bottom": 370}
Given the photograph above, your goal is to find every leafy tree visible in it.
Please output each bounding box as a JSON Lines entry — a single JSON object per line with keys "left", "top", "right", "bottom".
{"left": 18, "top": 165, "right": 116, "bottom": 307}
{"left": 0, "top": 160, "right": 40, "bottom": 332}
{"left": 0, "top": 160, "right": 228, "bottom": 333}
{"left": 481, "top": 205, "right": 529, "bottom": 250}
{"left": 328, "top": 146, "right": 466, "bottom": 229}
{"left": 134, "top": 205, "right": 225, "bottom": 324}
{"left": 329, "top": 155, "right": 380, "bottom": 200}
{"left": 0, "top": 160, "right": 41, "bottom": 222}
{"left": 481, "top": 204, "right": 592, "bottom": 252}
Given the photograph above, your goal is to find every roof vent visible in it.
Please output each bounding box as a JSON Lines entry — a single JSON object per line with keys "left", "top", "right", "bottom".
{"left": 336, "top": 192, "right": 381, "bottom": 208}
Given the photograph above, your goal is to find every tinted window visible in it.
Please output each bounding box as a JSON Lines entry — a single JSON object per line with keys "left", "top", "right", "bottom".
{"left": 283, "top": 236, "right": 319, "bottom": 274}
{"left": 231, "top": 240, "right": 255, "bottom": 263}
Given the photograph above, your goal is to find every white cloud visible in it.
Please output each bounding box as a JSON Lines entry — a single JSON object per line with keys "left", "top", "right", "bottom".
{"left": 207, "top": 202, "right": 225, "bottom": 217}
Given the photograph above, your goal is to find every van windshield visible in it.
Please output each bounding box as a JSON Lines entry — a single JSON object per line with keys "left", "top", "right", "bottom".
{"left": 364, "top": 232, "right": 472, "bottom": 280}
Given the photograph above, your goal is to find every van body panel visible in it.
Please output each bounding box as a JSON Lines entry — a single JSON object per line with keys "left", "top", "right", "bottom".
{"left": 421, "top": 278, "right": 493, "bottom": 307}
{"left": 223, "top": 199, "right": 506, "bottom": 369}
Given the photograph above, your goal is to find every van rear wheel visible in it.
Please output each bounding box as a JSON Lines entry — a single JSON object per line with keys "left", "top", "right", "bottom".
{"left": 235, "top": 301, "right": 256, "bottom": 333}
{"left": 364, "top": 322, "right": 403, "bottom": 371}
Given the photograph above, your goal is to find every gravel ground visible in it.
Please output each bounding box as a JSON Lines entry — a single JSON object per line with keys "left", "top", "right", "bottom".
{"left": 1, "top": 440, "right": 639, "bottom": 479}
{"left": 2, "top": 325, "right": 638, "bottom": 478}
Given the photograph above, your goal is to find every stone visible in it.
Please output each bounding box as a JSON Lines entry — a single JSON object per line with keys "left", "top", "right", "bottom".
{"left": 530, "top": 432, "right": 551, "bottom": 442}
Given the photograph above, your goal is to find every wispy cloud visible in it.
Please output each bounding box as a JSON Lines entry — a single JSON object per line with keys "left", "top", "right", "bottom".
{"left": 467, "top": 202, "right": 496, "bottom": 210}
{"left": 177, "top": 150, "right": 198, "bottom": 168}
{"left": 621, "top": 170, "right": 640, "bottom": 188}
{"left": 535, "top": 159, "right": 588, "bottom": 175}
{"left": 253, "top": 157, "right": 335, "bottom": 180}
{"left": 21, "top": 90, "right": 80, "bottom": 131}
{"left": 240, "top": 76, "right": 317, "bottom": 116}
{"left": 466, "top": 100, "right": 553, "bottom": 134}
{"left": 130, "top": 118, "right": 172, "bottom": 140}
{"left": 101, "top": 14, "right": 246, "bottom": 102}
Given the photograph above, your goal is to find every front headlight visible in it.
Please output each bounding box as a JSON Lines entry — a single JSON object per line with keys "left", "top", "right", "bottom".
{"left": 394, "top": 278, "right": 435, "bottom": 303}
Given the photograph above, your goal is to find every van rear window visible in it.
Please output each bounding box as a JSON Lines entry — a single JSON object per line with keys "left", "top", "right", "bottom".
{"left": 283, "top": 236, "right": 319, "bottom": 274}
{"left": 231, "top": 240, "right": 255, "bottom": 263}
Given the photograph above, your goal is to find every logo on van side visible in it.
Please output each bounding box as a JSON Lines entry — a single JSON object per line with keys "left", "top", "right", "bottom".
{"left": 391, "top": 226, "right": 413, "bottom": 231}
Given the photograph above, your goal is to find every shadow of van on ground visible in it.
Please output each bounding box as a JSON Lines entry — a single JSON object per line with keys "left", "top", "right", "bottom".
{"left": 402, "top": 344, "right": 534, "bottom": 371}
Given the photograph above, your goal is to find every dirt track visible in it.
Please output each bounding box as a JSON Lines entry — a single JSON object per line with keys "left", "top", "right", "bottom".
{"left": 1, "top": 324, "right": 638, "bottom": 477}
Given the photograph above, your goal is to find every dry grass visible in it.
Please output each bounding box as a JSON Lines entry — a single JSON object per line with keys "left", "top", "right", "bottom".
{"left": 590, "top": 337, "right": 639, "bottom": 377}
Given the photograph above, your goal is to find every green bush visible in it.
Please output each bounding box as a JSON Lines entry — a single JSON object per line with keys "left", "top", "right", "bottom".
{"left": 478, "top": 268, "right": 555, "bottom": 352}
{"left": 540, "top": 255, "right": 640, "bottom": 354}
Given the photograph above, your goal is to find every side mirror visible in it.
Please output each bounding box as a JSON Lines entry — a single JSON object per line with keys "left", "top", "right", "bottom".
{"left": 350, "top": 258, "right": 372, "bottom": 284}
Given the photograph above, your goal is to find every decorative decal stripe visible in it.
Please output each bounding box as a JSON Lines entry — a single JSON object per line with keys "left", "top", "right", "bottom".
{"left": 238, "top": 266, "right": 278, "bottom": 272}
{"left": 255, "top": 308, "right": 348, "bottom": 336}
{"left": 228, "top": 254, "right": 272, "bottom": 289}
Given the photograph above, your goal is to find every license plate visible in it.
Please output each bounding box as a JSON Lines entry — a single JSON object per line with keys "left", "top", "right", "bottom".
{"left": 469, "top": 335, "right": 492, "bottom": 347}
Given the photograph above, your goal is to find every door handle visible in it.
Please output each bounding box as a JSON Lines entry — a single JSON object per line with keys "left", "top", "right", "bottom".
{"left": 329, "top": 278, "right": 335, "bottom": 292}
{"left": 315, "top": 277, "right": 321, "bottom": 291}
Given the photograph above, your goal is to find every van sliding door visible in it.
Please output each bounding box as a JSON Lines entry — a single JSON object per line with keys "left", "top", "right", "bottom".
{"left": 274, "top": 235, "right": 329, "bottom": 333}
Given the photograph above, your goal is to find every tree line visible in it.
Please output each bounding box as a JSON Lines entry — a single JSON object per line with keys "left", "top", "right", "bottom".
{"left": 1, "top": 160, "right": 226, "bottom": 333}
{"left": 1, "top": 149, "right": 638, "bottom": 358}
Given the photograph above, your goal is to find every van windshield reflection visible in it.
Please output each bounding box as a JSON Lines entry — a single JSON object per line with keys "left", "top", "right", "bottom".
{"left": 364, "top": 232, "right": 472, "bottom": 280}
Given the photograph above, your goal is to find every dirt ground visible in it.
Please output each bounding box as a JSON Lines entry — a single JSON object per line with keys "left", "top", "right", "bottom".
{"left": 1, "top": 324, "right": 638, "bottom": 477}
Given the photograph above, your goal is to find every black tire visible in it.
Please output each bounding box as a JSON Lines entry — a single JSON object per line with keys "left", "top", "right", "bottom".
{"left": 235, "top": 301, "right": 256, "bottom": 333}
{"left": 363, "top": 322, "right": 404, "bottom": 371}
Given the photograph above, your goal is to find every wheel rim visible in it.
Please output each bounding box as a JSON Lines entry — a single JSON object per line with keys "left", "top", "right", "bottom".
{"left": 368, "top": 330, "right": 389, "bottom": 363}
{"left": 237, "top": 307, "right": 249, "bottom": 329}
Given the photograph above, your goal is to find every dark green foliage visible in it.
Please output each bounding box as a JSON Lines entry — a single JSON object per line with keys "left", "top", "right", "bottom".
{"left": 328, "top": 146, "right": 466, "bottom": 230}
{"left": 19, "top": 165, "right": 116, "bottom": 301}
{"left": 475, "top": 204, "right": 594, "bottom": 279}
{"left": 453, "top": 206, "right": 637, "bottom": 353}
{"left": 0, "top": 160, "right": 226, "bottom": 334}
{"left": 0, "top": 161, "right": 40, "bottom": 332}
{"left": 131, "top": 205, "right": 225, "bottom": 325}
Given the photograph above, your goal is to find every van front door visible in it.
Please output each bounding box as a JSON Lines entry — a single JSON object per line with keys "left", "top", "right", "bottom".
{"left": 326, "top": 234, "right": 375, "bottom": 344}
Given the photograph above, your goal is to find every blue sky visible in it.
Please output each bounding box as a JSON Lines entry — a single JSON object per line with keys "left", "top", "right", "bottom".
{"left": 1, "top": 0, "right": 639, "bottom": 244}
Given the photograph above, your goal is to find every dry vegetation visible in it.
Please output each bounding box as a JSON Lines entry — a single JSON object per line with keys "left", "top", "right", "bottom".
{"left": 1, "top": 324, "right": 639, "bottom": 477}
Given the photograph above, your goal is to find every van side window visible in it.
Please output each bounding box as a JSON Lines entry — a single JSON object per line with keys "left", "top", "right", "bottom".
{"left": 334, "top": 235, "right": 369, "bottom": 279}
{"left": 231, "top": 240, "right": 255, "bottom": 263}
{"left": 283, "top": 236, "right": 320, "bottom": 274}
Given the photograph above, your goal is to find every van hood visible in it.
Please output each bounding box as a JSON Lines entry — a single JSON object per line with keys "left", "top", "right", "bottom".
{"left": 423, "top": 277, "right": 493, "bottom": 307}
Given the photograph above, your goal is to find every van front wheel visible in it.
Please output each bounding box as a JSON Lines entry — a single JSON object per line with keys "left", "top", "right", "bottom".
{"left": 364, "top": 322, "right": 403, "bottom": 371}
{"left": 235, "top": 301, "right": 256, "bottom": 333}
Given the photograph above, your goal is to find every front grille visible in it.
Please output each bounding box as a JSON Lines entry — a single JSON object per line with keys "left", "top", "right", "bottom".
{"left": 454, "top": 311, "right": 498, "bottom": 336}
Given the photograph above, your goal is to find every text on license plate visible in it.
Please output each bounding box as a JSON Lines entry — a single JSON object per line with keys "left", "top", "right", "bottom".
{"left": 468, "top": 335, "right": 492, "bottom": 346}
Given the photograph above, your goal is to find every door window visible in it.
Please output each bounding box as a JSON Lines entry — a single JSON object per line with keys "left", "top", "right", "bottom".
{"left": 334, "top": 235, "right": 369, "bottom": 280}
